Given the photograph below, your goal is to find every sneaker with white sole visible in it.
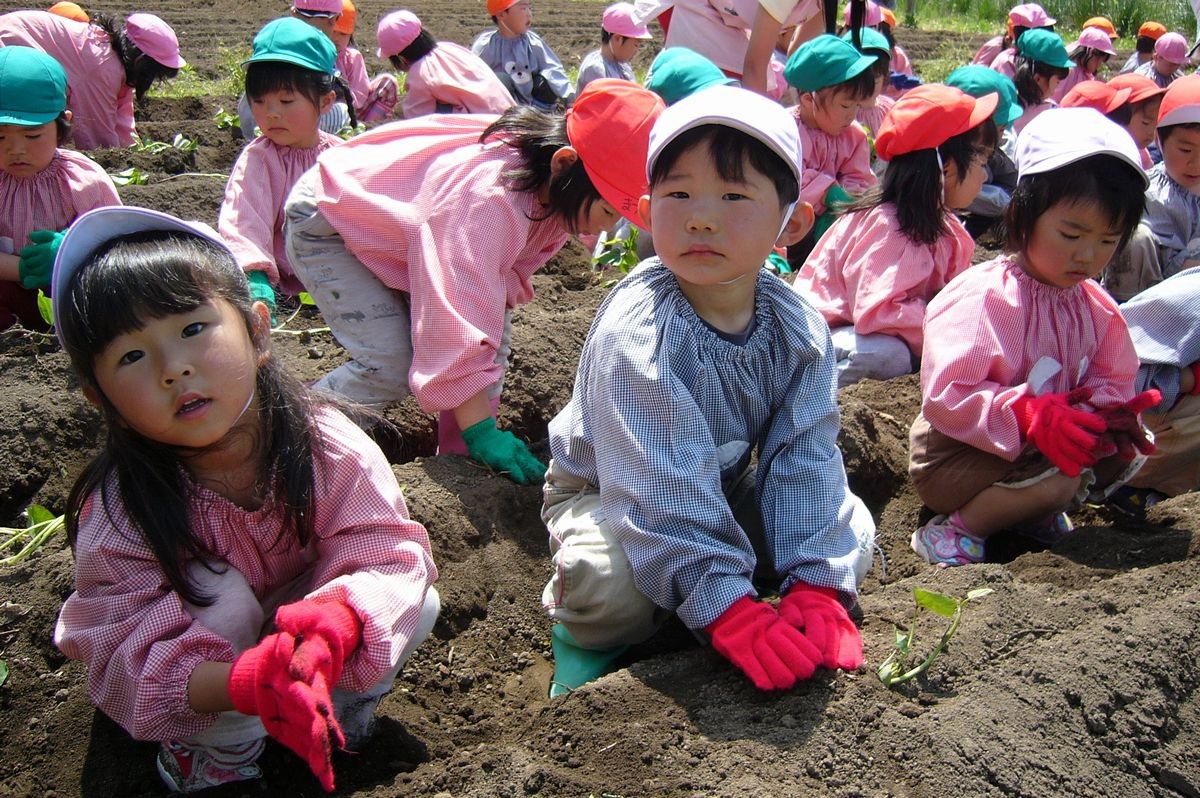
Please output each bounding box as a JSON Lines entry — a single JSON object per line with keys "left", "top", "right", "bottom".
{"left": 910, "top": 514, "right": 986, "bottom": 567}
{"left": 156, "top": 739, "right": 263, "bottom": 793}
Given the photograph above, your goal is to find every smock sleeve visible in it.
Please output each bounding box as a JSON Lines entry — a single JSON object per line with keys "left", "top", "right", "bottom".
{"left": 528, "top": 32, "right": 573, "bottom": 100}
{"left": 1076, "top": 281, "right": 1139, "bottom": 409}
{"left": 115, "top": 84, "right": 136, "bottom": 148}
{"left": 60, "top": 150, "right": 121, "bottom": 214}
{"left": 218, "top": 140, "right": 286, "bottom": 283}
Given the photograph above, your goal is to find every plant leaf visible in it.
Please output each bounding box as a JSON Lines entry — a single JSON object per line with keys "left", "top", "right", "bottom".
{"left": 0, "top": 660, "right": 8, "bottom": 689}
{"left": 26, "top": 504, "right": 54, "bottom": 527}
{"left": 914, "top": 587, "right": 958, "bottom": 618}
{"left": 966, "top": 588, "right": 995, "bottom": 601}
{"left": 36, "top": 289, "right": 54, "bottom": 327}
{"left": 298, "top": 292, "right": 316, "bottom": 306}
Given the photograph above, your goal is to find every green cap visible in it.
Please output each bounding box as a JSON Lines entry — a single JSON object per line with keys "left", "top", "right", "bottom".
{"left": 243, "top": 17, "right": 337, "bottom": 75}
{"left": 841, "top": 27, "right": 890, "bottom": 61}
{"left": 946, "top": 65, "right": 1022, "bottom": 127}
{"left": 0, "top": 47, "right": 67, "bottom": 126}
{"left": 645, "top": 47, "right": 735, "bottom": 106}
{"left": 785, "top": 34, "right": 876, "bottom": 93}
{"left": 1016, "top": 28, "right": 1074, "bottom": 69}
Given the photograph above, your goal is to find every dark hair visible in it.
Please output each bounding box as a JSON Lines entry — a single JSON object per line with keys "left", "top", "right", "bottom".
{"left": 601, "top": 27, "right": 613, "bottom": 44}
{"left": 1105, "top": 103, "right": 1133, "bottom": 127}
{"left": 60, "top": 233, "right": 320, "bottom": 606}
{"left": 868, "top": 50, "right": 891, "bottom": 80}
{"left": 481, "top": 106, "right": 603, "bottom": 233}
{"left": 1003, "top": 153, "right": 1146, "bottom": 255}
{"left": 846, "top": 117, "right": 997, "bottom": 244}
{"left": 1068, "top": 45, "right": 1110, "bottom": 70}
{"left": 245, "top": 60, "right": 357, "bottom": 130}
{"left": 1014, "top": 57, "right": 1070, "bottom": 107}
{"left": 94, "top": 12, "right": 181, "bottom": 103}
{"left": 54, "top": 111, "right": 72, "bottom": 145}
{"left": 1135, "top": 35, "right": 1156, "bottom": 55}
{"left": 648, "top": 124, "right": 800, "bottom": 207}
{"left": 816, "top": 66, "right": 877, "bottom": 103}
{"left": 392, "top": 29, "right": 436, "bottom": 66}
{"left": 1157, "top": 121, "right": 1200, "bottom": 145}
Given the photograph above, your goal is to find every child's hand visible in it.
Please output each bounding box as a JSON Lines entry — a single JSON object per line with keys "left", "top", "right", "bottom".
{"left": 246, "top": 270, "right": 278, "bottom": 325}
{"left": 1012, "top": 388, "right": 1107, "bottom": 477}
{"left": 705, "top": 595, "right": 821, "bottom": 690}
{"left": 17, "top": 229, "right": 64, "bottom": 289}
{"left": 273, "top": 600, "right": 363, "bottom": 688}
{"left": 461, "top": 417, "right": 547, "bottom": 484}
{"left": 1094, "top": 390, "right": 1160, "bottom": 462}
{"left": 777, "top": 583, "right": 863, "bottom": 671}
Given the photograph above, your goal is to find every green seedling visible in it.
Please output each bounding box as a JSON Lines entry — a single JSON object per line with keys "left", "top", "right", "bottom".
{"left": 592, "top": 226, "right": 640, "bottom": 275}
{"left": 877, "top": 586, "right": 993, "bottom": 688}
{"left": 110, "top": 167, "right": 150, "bottom": 186}
{"left": 337, "top": 121, "right": 367, "bottom": 141}
{"left": 36, "top": 289, "right": 53, "bottom": 327}
{"left": 214, "top": 107, "right": 240, "bottom": 130}
{"left": 0, "top": 660, "right": 8, "bottom": 689}
{"left": 1, "top": 504, "right": 66, "bottom": 566}
{"left": 171, "top": 133, "right": 199, "bottom": 153}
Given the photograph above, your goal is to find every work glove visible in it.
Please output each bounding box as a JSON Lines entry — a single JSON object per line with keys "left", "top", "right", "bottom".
{"left": 1094, "top": 389, "right": 1160, "bottom": 462}
{"left": 17, "top": 229, "right": 63, "bottom": 289}
{"left": 228, "top": 631, "right": 343, "bottom": 791}
{"left": 246, "top": 270, "right": 277, "bottom": 325}
{"left": 777, "top": 582, "right": 863, "bottom": 671}
{"left": 273, "top": 599, "right": 363, "bottom": 688}
{"left": 1191, "top": 363, "right": 1200, "bottom": 396}
{"left": 813, "top": 184, "right": 854, "bottom": 241}
{"left": 1012, "top": 387, "right": 1107, "bottom": 478}
{"left": 705, "top": 595, "right": 822, "bottom": 691}
{"left": 461, "top": 417, "right": 546, "bottom": 485}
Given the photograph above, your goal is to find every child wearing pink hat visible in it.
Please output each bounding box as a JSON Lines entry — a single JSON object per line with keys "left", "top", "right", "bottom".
{"left": 576, "top": 2, "right": 653, "bottom": 94}
{"left": 909, "top": 108, "right": 1155, "bottom": 567}
{"left": 972, "top": 3, "right": 1052, "bottom": 68}
{"left": 377, "top": 10, "right": 514, "bottom": 119}
{"left": 1136, "top": 32, "right": 1190, "bottom": 89}
{"left": 471, "top": 0, "right": 572, "bottom": 109}
{"left": 0, "top": 9, "right": 184, "bottom": 149}
{"left": 1052, "top": 26, "right": 1116, "bottom": 103}
{"left": 985, "top": 3, "right": 1056, "bottom": 78}
{"left": 793, "top": 84, "right": 997, "bottom": 386}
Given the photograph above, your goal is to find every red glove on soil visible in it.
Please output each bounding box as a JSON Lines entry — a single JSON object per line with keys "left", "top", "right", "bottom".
{"left": 1012, "top": 388, "right": 1107, "bottom": 477}
{"left": 1094, "top": 390, "right": 1160, "bottom": 462}
{"left": 1190, "top": 363, "right": 1200, "bottom": 396}
{"left": 273, "top": 599, "right": 362, "bottom": 687}
{"left": 705, "top": 596, "right": 822, "bottom": 691}
{"left": 777, "top": 583, "right": 863, "bottom": 671}
{"left": 228, "top": 632, "right": 344, "bottom": 792}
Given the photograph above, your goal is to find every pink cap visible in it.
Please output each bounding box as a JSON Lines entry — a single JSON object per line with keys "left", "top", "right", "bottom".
{"left": 1008, "top": 3, "right": 1055, "bottom": 28}
{"left": 1155, "top": 32, "right": 1189, "bottom": 65}
{"left": 293, "top": 0, "right": 343, "bottom": 15}
{"left": 601, "top": 2, "right": 652, "bottom": 39}
{"left": 843, "top": 0, "right": 882, "bottom": 27}
{"left": 376, "top": 10, "right": 422, "bottom": 58}
{"left": 1072, "top": 26, "right": 1116, "bottom": 56}
{"left": 124, "top": 13, "right": 185, "bottom": 69}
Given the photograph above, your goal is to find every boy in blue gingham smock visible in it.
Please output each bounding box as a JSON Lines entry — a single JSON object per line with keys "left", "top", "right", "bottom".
{"left": 540, "top": 85, "right": 875, "bottom": 696}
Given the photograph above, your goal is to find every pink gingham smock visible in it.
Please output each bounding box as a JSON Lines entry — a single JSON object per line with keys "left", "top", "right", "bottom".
{"left": 989, "top": 48, "right": 1017, "bottom": 79}
{"left": 337, "top": 46, "right": 370, "bottom": 112}
{"left": 791, "top": 111, "right": 876, "bottom": 214}
{"left": 218, "top": 130, "right": 342, "bottom": 294}
{"left": 794, "top": 203, "right": 974, "bottom": 354}
{"left": 0, "top": 11, "right": 134, "bottom": 150}
{"left": 402, "top": 42, "right": 516, "bottom": 119}
{"left": 1, "top": 148, "right": 120, "bottom": 251}
{"left": 920, "top": 255, "right": 1139, "bottom": 461}
{"left": 973, "top": 35, "right": 1005, "bottom": 67}
{"left": 53, "top": 407, "right": 438, "bottom": 743}
{"left": 311, "top": 115, "right": 569, "bottom": 412}
{"left": 1051, "top": 66, "right": 1096, "bottom": 103}
{"left": 855, "top": 92, "right": 893, "bottom": 138}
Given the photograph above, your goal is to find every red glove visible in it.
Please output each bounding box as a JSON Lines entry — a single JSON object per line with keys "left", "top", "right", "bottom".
{"left": 1012, "top": 388, "right": 1107, "bottom": 477}
{"left": 1189, "top": 363, "right": 1200, "bottom": 396}
{"left": 705, "top": 595, "right": 822, "bottom": 691}
{"left": 228, "top": 632, "right": 344, "bottom": 792}
{"left": 777, "top": 583, "right": 863, "bottom": 671}
{"left": 1094, "top": 390, "right": 1160, "bottom": 462}
{"left": 273, "top": 600, "right": 362, "bottom": 687}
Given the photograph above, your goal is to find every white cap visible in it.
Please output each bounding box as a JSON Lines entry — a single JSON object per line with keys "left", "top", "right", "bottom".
{"left": 1015, "top": 107, "right": 1147, "bottom": 187}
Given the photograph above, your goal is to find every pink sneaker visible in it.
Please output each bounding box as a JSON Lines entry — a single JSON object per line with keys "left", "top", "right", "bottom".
{"left": 910, "top": 515, "right": 985, "bottom": 567}
{"left": 156, "top": 740, "right": 263, "bottom": 793}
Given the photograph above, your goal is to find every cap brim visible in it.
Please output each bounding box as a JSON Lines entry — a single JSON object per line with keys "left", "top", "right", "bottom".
{"left": 970, "top": 92, "right": 1000, "bottom": 129}
{"left": 0, "top": 110, "right": 61, "bottom": 126}
{"left": 243, "top": 53, "right": 328, "bottom": 73}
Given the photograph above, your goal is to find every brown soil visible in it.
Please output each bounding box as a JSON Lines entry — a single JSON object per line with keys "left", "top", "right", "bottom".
{"left": 1, "top": 2, "right": 1197, "bottom": 797}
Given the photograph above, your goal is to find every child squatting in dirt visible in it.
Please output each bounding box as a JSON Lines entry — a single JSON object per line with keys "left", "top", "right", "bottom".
{"left": 540, "top": 85, "right": 876, "bottom": 695}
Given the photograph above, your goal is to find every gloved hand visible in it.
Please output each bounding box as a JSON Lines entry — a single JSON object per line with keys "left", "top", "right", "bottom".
{"left": 1012, "top": 387, "right": 1107, "bottom": 477}
{"left": 17, "top": 229, "right": 64, "bottom": 289}
{"left": 813, "top": 184, "right": 854, "bottom": 241}
{"left": 246, "top": 270, "right": 277, "bottom": 325}
{"left": 274, "top": 599, "right": 362, "bottom": 687}
{"left": 228, "top": 632, "right": 343, "bottom": 791}
{"left": 777, "top": 582, "right": 863, "bottom": 671}
{"left": 705, "top": 595, "right": 822, "bottom": 691}
{"left": 1094, "top": 389, "right": 1160, "bottom": 462}
{"left": 461, "top": 417, "right": 546, "bottom": 485}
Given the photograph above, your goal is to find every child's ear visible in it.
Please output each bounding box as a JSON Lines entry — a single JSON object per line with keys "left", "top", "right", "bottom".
{"left": 549, "top": 146, "right": 579, "bottom": 179}
{"left": 318, "top": 90, "right": 337, "bottom": 115}
{"left": 249, "top": 301, "right": 273, "bottom": 365}
{"left": 637, "top": 194, "right": 652, "bottom": 232}
{"left": 777, "top": 201, "right": 814, "bottom": 247}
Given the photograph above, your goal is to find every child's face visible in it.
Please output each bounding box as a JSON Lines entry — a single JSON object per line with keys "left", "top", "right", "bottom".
{"left": 1034, "top": 72, "right": 1062, "bottom": 102}
{"left": 249, "top": 88, "right": 331, "bottom": 149}
{"left": 1019, "top": 200, "right": 1122, "bottom": 288}
{"left": 942, "top": 146, "right": 990, "bottom": 211}
{"left": 609, "top": 34, "right": 641, "bottom": 63}
{"left": 1153, "top": 54, "right": 1180, "bottom": 77}
{"left": 91, "top": 299, "right": 265, "bottom": 451}
{"left": 1083, "top": 52, "right": 1109, "bottom": 75}
{"left": 1127, "top": 97, "right": 1161, "bottom": 149}
{"left": 809, "top": 88, "right": 863, "bottom": 135}
{"left": 330, "top": 30, "right": 351, "bottom": 51}
{"left": 574, "top": 197, "right": 620, "bottom": 237}
{"left": 1160, "top": 126, "right": 1200, "bottom": 193}
{"left": 498, "top": 1, "right": 532, "bottom": 36}
{"left": 0, "top": 121, "right": 58, "bottom": 178}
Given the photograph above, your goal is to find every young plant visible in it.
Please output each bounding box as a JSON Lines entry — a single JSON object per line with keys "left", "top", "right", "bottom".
{"left": 592, "top": 226, "right": 640, "bottom": 275}
{"left": 36, "top": 289, "right": 53, "bottom": 327}
{"left": 1, "top": 504, "right": 65, "bottom": 566}
{"left": 110, "top": 167, "right": 150, "bottom": 186}
{"left": 171, "top": 133, "right": 199, "bottom": 153}
{"left": 877, "top": 586, "right": 993, "bottom": 688}
{"left": 214, "top": 107, "right": 240, "bottom": 131}
{"left": 0, "top": 660, "right": 8, "bottom": 689}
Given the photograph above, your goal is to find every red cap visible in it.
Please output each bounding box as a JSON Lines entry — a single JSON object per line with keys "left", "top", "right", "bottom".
{"left": 1108, "top": 73, "right": 1167, "bottom": 105}
{"left": 875, "top": 84, "right": 998, "bottom": 160}
{"left": 565, "top": 79, "right": 664, "bottom": 225}
{"left": 1060, "top": 81, "right": 1132, "bottom": 114}
{"left": 1158, "top": 73, "right": 1200, "bottom": 127}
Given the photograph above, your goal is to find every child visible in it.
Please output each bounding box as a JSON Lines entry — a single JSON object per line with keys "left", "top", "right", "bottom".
{"left": 1119, "top": 21, "right": 1166, "bottom": 74}
{"left": 644, "top": 46, "right": 735, "bottom": 106}
{"left": 1052, "top": 26, "right": 1116, "bottom": 103}
{"left": 540, "top": 84, "right": 874, "bottom": 694}
{"left": 842, "top": 27, "right": 893, "bottom": 137}
{"left": 877, "top": 6, "right": 912, "bottom": 77}
{"left": 1010, "top": 28, "right": 1072, "bottom": 136}
{"left": 793, "top": 84, "right": 997, "bottom": 387}
{"left": 946, "top": 65, "right": 1021, "bottom": 238}
{"left": 1142, "top": 75, "right": 1200, "bottom": 281}
{"left": 0, "top": 9, "right": 184, "bottom": 149}
{"left": 909, "top": 108, "right": 1156, "bottom": 566}
{"left": 576, "top": 2, "right": 653, "bottom": 94}
{"left": 51, "top": 206, "right": 439, "bottom": 793}
{"left": 972, "top": 4, "right": 1035, "bottom": 68}
{"left": 986, "top": 3, "right": 1056, "bottom": 78}
{"left": 0, "top": 46, "right": 119, "bottom": 331}
{"left": 783, "top": 34, "right": 878, "bottom": 245}
{"left": 472, "top": 0, "right": 572, "bottom": 110}
{"left": 1108, "top": 73, "right": 1166, "bottom": 167}
{"left": 283, "top": 80, "right": 663, "bottom": 479}
{"left": 218, "top": 18, "right": 344, "bottom": 317}
{"left": 378, "top": 9, "right": 515, "bottom": 119}
{"left": 1059, "top": 80, "right": 1132, "bottom": 125}
{"left": 1135, "top": 32, "right": 1190, "bottom": 89}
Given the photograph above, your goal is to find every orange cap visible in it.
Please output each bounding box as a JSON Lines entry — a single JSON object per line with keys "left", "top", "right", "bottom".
{"left": 1108, "top": 73, "right": 1167, "bottom": 104}
{"left": 333, "top": 0, "right": 356, "bottom": 34}
{"left": 1157, "top": 73, "right": 1200, "bottom": 127}
{"left": 880, "top": 6, "right": 896, "bottom": 26}
{"left": 1138, "top": 21, "right": 1167, "bottom": 40}
{"left": 1060, "top": 81, "right": 1132, "bottom": 114}
{"left": 47, "top": 1, "right": 88, "bottom": 22}
{"left": 1082, "top": 16, "right": 1116, "bottom": 37}
{"left": 487, "top": 0, "right": 520, "bottom": 16}
{"left": 875, "top": 84, "right": 998, "bottom": 160}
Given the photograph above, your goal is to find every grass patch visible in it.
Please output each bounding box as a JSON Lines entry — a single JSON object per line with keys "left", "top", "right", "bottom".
{"left": 149, "top": 45, "right": 248, "bottom": 99}
{"left": 903, "top": 0, "right": 1195, "bottom": 39}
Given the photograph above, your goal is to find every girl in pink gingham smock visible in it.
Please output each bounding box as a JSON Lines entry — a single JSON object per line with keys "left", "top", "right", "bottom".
{"left": 283, "top": 80, "right": 663, "bottom": 483}
{"left": 0, "top": 46, "right": 118, "bottom": 331}
{"left": 908, "top": 109, "right": 1159, "bottom": 568}
{"left": 51, "top": 207, "right": 439, "bottom": 793}
{"left": 218, "top": 18, "right": 344, "bottom": 314}
{"left": 0, "top": 9, "right": 184, "bottom": 149}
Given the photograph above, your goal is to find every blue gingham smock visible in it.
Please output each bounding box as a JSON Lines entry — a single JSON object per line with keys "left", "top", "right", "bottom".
{"left": 1121, "top": 266, "right": 1200, "bottom": 410}
{"left": 547, "top": 259, "right": 864, "bottom": 631}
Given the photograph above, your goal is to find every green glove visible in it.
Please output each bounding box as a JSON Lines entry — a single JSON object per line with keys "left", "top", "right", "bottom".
{"left": 246, "top": 270, "right": 277, "bottom": 325}
{"left": 548, "top": 623, "right": 627, "bottom": 697}
{"left": 460, "top": 417, "right": 546, "bottom": 485}
{"left": 17, "top": 229, "right": 64, "bottom": 290}
{"left": 822, "top": 183, "right": 854, "bottom": 213}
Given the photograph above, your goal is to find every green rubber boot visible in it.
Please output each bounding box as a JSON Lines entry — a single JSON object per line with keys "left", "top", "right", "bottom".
{"left": 548, "top": 623, "right": 627, "bottom": 698}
